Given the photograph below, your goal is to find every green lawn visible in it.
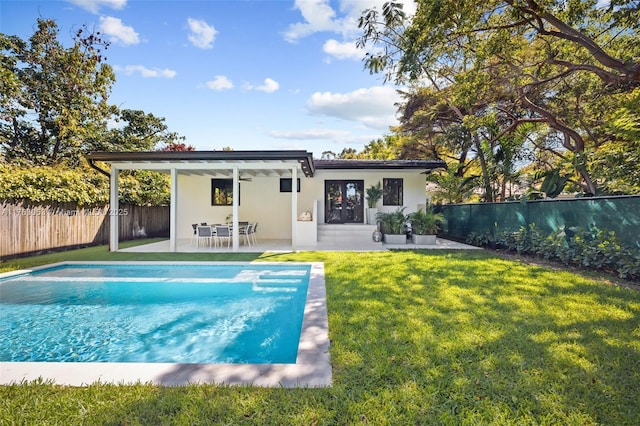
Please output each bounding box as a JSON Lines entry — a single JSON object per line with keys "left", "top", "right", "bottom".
{"left": 2, "top": 244, "right": 639, "bottom": 425}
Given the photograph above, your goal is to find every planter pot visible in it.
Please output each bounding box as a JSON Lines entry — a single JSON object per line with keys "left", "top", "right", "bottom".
{"left": 383, "top": 233, "right": 407, "bottom": 244}
{"left": 412, "top": 234, "right": 437, "bottom": 245}
{"left": 367, "top": 208, "right": 378, "bottom": 225}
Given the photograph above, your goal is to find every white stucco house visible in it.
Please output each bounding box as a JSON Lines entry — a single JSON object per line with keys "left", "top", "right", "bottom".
{"left": 86, "top": 150, "right": 446, "bottom": 252}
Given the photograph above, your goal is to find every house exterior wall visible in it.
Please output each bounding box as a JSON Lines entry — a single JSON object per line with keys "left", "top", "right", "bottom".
{"left": 175, "top": 169, "right": 427, "bottom": 241}
{"left": 307, "top": 169, "right": 427, "bottom": 223}
{"left": 176, "top": 173, "right": 296, "bottom": 240}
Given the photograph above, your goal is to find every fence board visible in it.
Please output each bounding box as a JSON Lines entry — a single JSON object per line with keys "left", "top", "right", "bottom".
{"left": 1, "top": 202, "right": 169, "bottom": 258}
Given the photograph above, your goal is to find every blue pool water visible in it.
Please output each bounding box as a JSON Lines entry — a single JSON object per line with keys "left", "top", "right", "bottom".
{"left": 0, "top": 263, "right": 310, "bottom": 364}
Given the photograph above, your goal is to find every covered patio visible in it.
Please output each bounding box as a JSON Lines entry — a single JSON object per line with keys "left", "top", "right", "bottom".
{"left": 87, "top": 150, "right": 315, "bottom": 253}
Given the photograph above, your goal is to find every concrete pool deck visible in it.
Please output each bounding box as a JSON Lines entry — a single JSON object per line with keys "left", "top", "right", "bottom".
{"left": 120, "top": 237, "right": 478, "bottom": 253}
{"left": 0, "top": 261, "right": 332, "bottom": 388}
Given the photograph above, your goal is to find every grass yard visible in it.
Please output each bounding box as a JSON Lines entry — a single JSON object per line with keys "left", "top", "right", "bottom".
{"left": 1, "top": 243, "right": 639, "bottom": 425}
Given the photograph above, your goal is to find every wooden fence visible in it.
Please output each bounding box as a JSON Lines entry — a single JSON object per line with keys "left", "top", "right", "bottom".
{"left": 0, "top": 202, "right": 169, "bottom": 259}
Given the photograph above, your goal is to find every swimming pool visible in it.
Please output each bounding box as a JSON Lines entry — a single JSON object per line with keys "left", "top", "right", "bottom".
{"left": 0, "top": 261, "right": 331, "bottom": 387}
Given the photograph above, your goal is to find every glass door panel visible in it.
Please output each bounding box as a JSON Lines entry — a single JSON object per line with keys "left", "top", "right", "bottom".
{"left": 325, "top": 180, "right": 364, "bottom": 223}
{"left": 325, "top": 181, "right": 343, "bottom": 223}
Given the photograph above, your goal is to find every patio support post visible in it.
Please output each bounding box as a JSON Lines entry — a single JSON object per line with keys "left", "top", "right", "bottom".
{"left": 109, "top": 165, "right": 119, "bottom": 252}
{"left": 169, "top": 167, "right": 177, "bottom": 252}
{"left": 291, "top": 166, "right": 297, "bottom": 252}
{"left": 232, "top": 167, "right": 239, "bottom": 251}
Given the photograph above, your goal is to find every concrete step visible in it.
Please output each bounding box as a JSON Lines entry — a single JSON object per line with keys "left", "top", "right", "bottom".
{"left": 317, "top": 224, "right": 379, "bottom": 243}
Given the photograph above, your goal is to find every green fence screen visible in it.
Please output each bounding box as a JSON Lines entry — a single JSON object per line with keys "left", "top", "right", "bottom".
{"left": 437, "top": 195, "right": 640, "bottom": 250}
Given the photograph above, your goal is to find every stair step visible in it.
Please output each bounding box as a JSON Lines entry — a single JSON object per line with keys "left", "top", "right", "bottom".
{"left": 317, "top": 224, "right": 379, "bottom": 243}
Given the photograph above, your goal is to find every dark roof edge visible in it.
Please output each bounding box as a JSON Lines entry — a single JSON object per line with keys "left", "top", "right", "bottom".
{"left": 85, "top": 151, "right": 448, "bottom": 176}
{"left": 86, "top": 150, "right": 316, "bottom": 177}
{"left": 86, "top": 150, "right": 313, "bottom": 161}
{"left": 314, "top": 159, "right": 447, "bottom": 171}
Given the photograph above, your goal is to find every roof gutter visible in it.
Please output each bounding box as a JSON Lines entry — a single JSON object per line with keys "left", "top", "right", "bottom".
{"left": 86, "top": 158, "right": 111, "bottom": 178}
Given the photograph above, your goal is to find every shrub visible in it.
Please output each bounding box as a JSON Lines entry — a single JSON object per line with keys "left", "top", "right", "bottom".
{"left": 0, "top": 164, "right": 170, "bottom": 206}
{"left": 407, "top": 208, "right": 445, "bottom": 235}
{"left": 0, "top": 164, "right": 109, "bottom": 206}
{"left": 377, "top": 207, "right": 407, "bottom": 234}
{"left": 478, "top": 224, "right": 640, "bottom": 280}
{"left": 466, "top": 231, "right": 494, "bottom": 247}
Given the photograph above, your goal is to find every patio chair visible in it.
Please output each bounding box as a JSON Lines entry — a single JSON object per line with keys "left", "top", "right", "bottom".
{"left": 239, "top": 223, "right": 254, "bottom": 246}
{"left": 196, "top": 225, "right": 213, "bottom": 247}
{"left": 191, "top": 223, "right": 198, "bottom": 246}
{"left": 214, "top": 225, "right": 232, "bottom": 248}
{"left": 251, "top": 222, "right": 258, "bottom": 245}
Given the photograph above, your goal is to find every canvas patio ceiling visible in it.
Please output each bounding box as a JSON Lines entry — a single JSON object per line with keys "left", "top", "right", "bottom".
{"left": 86, "top": 150, "right": 315, "bottom": 252}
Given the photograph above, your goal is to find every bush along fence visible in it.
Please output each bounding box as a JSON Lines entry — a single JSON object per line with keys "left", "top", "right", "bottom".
{"left": 437, "top": 195, "right": 640, "bottom": 280}
{"left": 0, "top": 202, "right": 169, "bottom": 259}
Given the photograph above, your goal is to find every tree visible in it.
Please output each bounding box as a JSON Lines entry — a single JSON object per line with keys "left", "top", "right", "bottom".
{"left": 337, "top": 148, "right": 359, "bottom": 159}
{"left": 329, "top": 143, "right": 410, "bottom": 160}
{"left": 0, "top": 19, "right": 186, "bottom": 207}
{"left": 160, "top": 141, "right": 196, "bottom": 151}
{"left": 91, "top": 109, "right": 186, "bottom": 152}
{"left": 392, "top": 80, "right": 536, "bottom": 202}
{"left": 360, "top": 0, "right": 639, "bottom": 86}
{"left": 1, "top": 19, "right": 115, "bottom": 166}
{"left": 590, "top": 87, "right": 640, "bottom": 194}
{"left": 358, "top": 0, "right": 640, "bottom": 196}
{"left": 426, "top": 168, "right": 480, "bottom": 204}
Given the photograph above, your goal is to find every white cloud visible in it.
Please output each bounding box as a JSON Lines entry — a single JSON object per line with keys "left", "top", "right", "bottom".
{"left": 323, "top": 39, "right": 361, "bottom": 60}
{"left": 99, "top": 16, "right": 139, "bottom": 45}
{"left": 245, "top": 78, "right": 280, "bottom": 93}
{"left": 284, "top": 0, "right": 416, "bottom": 43}
{"left": 187, "top": 18, "right": 217, "bottom": 49}
{"left": 306, "top": 85, "right": 400, "bottom": 129}
{"left": 117, "top": 65, "right": 176, "bottom": 78}
{"left": 257, "top": 78, "right": 280, "bottom": 93}
{"left": 67, "top": 0, "right": 126, "bottom": 14}
{"left": 206, "top": 75, "right": 234, "bottom": 90}
{"left": 283, "top": 0, "right": 341, "bottom": 42}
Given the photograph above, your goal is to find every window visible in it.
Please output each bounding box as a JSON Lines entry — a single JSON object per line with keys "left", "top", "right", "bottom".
{"left": 211, "top": 179, "right": 239, "bottom": 206}
{"left": 383, "top": 178, "right": 403, "bottom": 206}
{"left": 280, "top": 178, "right": 301, "bottom": 192}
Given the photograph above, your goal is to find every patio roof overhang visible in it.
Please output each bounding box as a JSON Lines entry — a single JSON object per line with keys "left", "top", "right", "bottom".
{"left": 86, "top": 150, "right": 316, "bottom": 178}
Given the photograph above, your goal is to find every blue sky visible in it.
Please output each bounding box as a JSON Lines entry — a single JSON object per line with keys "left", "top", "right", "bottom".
{"left": 1, "top": 0, "right": 416, "bottom": 157}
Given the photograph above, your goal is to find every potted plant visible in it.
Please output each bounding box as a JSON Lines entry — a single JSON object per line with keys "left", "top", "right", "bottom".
{"left": 407, "top": 208, "right": 445, "bottom": 245}
{"left": 376, "top": 207, "right": 408, "bottom": 244}
{"left": 365, "top": 181, "right": 383, "bottom": 224}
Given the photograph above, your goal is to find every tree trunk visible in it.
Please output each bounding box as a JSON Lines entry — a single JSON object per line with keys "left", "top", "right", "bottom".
{"left": 474, "top": 136, "right": 494, "bottom": 202}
